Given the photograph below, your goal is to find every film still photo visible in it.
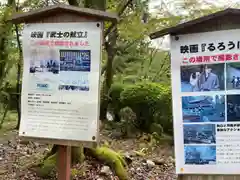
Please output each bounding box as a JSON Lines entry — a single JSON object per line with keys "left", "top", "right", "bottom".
{"left": 227, "top": 95, "right": 240, "bottom": 122}
{"left": 184, "top": 145, "right": 216, "bottom": 165}
{"left": 182, "top": 95, "right": 225, "bottom": 123}
{"left": 29, "top": 48, "right": 60, "bottom": 74}
{"left": 181, "top": 64, "right": 224, "bottom": 92}
{"left": 184, "top": 124, "right": 216, "bottom": 144}
{"left": 226, "top": 62, "right": 240, "bottom": 90}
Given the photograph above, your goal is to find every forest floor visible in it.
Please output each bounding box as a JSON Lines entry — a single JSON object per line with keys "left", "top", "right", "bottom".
{"left": 0, "top": 120, "right": 177, "bottom": 180}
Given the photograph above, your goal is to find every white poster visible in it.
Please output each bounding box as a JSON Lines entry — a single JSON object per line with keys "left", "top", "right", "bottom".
{"left": 171, "top": 29, "right": 240, "bottom": 174}
{"left": 20, "top": 22, "right": 101, "bottom": 142}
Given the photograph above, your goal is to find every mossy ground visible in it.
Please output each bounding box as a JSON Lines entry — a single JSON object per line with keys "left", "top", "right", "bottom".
{"left": 37, "top": 146, "right": 128, "bottom": 180}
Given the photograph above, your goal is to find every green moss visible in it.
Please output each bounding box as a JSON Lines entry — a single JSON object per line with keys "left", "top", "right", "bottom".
{"left": 36, "top": 154, "right": 56, "bottom": 178}
{"left": 71, "top": 146, "right": 85, "bottom": 164}
{"left": 91, "top": 147, "right": 129, "bottom": 180}
{"left": 36, "top": 146, "right": 129, "bottom": 179}
{"left": 71, "top": 167, "right": 86, "bottom": 177}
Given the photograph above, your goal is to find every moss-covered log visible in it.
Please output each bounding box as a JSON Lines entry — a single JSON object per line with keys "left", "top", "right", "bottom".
{"left": 37, "top": 146, "right": 129, "bottom": 180}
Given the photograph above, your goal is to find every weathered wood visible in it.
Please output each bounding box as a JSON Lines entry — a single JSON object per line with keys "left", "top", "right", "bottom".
{"left": 178, "top": 175, "right": 239, "bottom": 180}
{"left": 57, "top": 146, "right": 71, "bottom": 180}
{"left": 149, "top": 8, "right": 240, "bottom": 39}
{"left": 24, "top": 12, "right": 99, "bottom": 24}
{"left": 176, "top": 14, "right": 240, "bottom": 35}
{"left": 9, "top": 4, "right": 119, "bottom": 24}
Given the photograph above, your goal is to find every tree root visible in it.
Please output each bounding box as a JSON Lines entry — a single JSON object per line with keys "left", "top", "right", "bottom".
{"left": 36, "top": 154, "right": 57, "bottom": 178}
{"left": 37, "top": 146, "right": 129, "bottom": 180}
{"left": 85, "top": 147, "right": 128, "bottom": 180}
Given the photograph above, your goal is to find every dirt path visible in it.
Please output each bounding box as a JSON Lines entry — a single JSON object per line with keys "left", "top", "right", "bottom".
{"left": 0, "top": 122, "right": 177, "bottom": 180}
{"left": 0, "top": 121, "right": 47, "bottom": 179}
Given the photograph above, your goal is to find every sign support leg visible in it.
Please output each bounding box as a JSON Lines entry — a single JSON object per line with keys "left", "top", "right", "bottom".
{"left": 57, "top": 145, "right": 71, "bottom": 180}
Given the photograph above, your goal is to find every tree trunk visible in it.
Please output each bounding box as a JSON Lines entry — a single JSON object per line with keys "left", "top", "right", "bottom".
{"left": 15, "top": 23, "right": 22, "bottom": 130}
{"left": 100, "top": 28, "right": 117, "bottom": 120}
{"left": 0, "top": 0, "right": 15, "bottom": 82}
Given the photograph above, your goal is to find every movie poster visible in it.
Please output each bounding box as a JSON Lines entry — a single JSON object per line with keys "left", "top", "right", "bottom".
{"left": 171, "top": 29, "right": 240, "bottom": 174}
{"left": 20, "top": 23, "right": 101, "bottom": 142}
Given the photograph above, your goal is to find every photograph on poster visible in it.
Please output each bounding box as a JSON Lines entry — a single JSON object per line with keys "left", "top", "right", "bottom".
{"left": 60, "top": 50, "right": 91, "bottom": 72}
{"left": 59, "top": 70, "right": 89, "bottom": 92}
{"left": 226, "top": 62, "right": 240, "bottom": 90}
{"left": 181, "top": 64, "right": 224, "bottom": 92}
{"left": 183, "top": 124, "right": 216, "bottom": 144}
{"left": 29, "top": 48, "right": 60, "bottom": 74}
{"left": 182, "top": 95, "right": 225, "bottom": 123}
{"left": 184, "top": 145, "right": 216, "bottom": 165}
{"left": 227, "top": 95, "right": 240, "bottom": 122}
{"left": 58, "top": 85, "right": 89, "bottom": 91}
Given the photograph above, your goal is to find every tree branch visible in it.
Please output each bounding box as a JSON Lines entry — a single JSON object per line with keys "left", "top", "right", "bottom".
{"left": 104, "top": 0, "right": 132, "bottom": 39}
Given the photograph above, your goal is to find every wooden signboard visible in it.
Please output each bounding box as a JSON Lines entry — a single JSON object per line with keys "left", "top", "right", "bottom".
{"left": 9, "top": 4, "right": 118, "bottom": 180}
{"left": 150, "top": 8, "right": 240, "bottom": 180}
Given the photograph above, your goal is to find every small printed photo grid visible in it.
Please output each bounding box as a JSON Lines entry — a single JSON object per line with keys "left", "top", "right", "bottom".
{"left": 60, "top": 50, "right": 91, "bottom": 72}
{"left": 58, "top": 49, "right": 91, "bottom": 92}
{"left": 181, "top": 62, "right": 240, "bottom": 165}
{"left": 29, "top": 48, "right": 60, "bottom": 74}
{"left": 58, "top": 85, "right": 89, "bottom": 92}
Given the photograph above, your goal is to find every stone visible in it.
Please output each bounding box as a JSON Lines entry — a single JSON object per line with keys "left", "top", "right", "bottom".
{"left": 153, "top": 159, "right": 165, "bottom": 165}
{"left": 44, "top": 148, "right": 50, "bottom": 152}
{"left": 100, "top": 166, "right": 111, "bottom": 175}
{"left": 96, "top": 178, "right": 104, "bottom": 180}
{"left": 27, "top": 149, "right": 32, "bottom": 155}
{"left": 136, "top": 167, "right": 141, "bottom": 172}
{"left": 109, "top": 131, "right": 123, "bottom": 139}
{"left": 0, "top": 169, "right": 7, "bottom": 175}
{"left": 168, "top": 156, "right": 175, "bottom": 163}
{"left": 19, "top": 139, "right": 29, "bottom": 145}
{"left": 33, "top": 142, "right": 40, "bottom": 148}
{"left": 123, "top": 152, "right": 133, "bottom": 164}
{"left": 146, "top": 160, "right": 155, "bottom": 168}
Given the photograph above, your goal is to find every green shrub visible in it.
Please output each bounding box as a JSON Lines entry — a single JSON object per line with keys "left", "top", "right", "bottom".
{"left": 149, "top": 123, "right": 163, "bottom": 135}
{"left": 119, "top": 107, "right": 136, "bottom": 122}
{"left": 109, "top": 83, "right": 127, "bottom": 122}
{"left": 3, "top": 85, "right": 19, "bottom": 110}
{"left": 120, "top": 82, "right": 172, "bottom": 133}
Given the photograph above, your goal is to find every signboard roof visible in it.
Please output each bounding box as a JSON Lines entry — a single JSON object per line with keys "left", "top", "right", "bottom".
{"left": 149, "top": 8, "right": 240, "bottom": 39}
{"left": 9, "top": 4, "right": 119, "bottom": 24}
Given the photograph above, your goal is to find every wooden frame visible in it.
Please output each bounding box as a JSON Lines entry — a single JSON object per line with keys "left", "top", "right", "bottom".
{"left": 149, "top": 8, "right": 240, "bottom": 180}
{"left": 149, "top": 8, "right": 240, "bottom": 39}
{"left": 9, "top": 4, "right": 117, "bottom": 180}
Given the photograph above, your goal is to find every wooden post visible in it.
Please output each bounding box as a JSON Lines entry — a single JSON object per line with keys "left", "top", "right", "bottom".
{"left": 57, "top": 146, "right": 71, "bottom": 180}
